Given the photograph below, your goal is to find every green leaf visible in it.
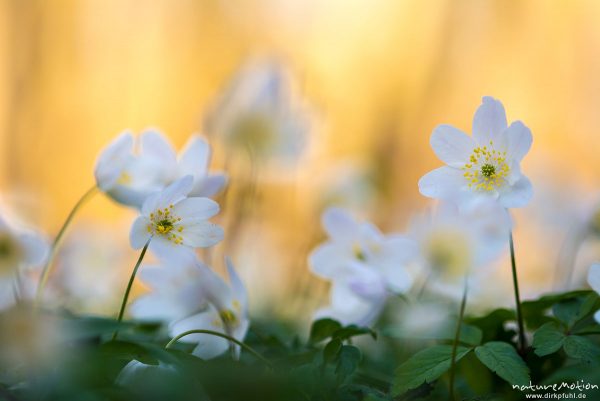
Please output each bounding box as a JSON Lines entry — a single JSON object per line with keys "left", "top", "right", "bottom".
{"left": 474, "top": 342, "right": 530, "bottom": 386}
{"left": 552, "top": 293, "right": 598, "bottom": 327}
{"left": 332, "top": 325, "right": 377, "bottom": 341}
{"left": 391, "top": 345, "right": 472, "bottom": 396}
{"left": 310, "top": 319, "right": 342, "bottom": 344}
{"left": 563, "top": 335, "right": 600, "bottom": 364}
{"left": 323, "top": 338, "right": 342, "bottom": 363}
{"left": 532, "top": 322, "right": 566, "bottom": 357}
{"left": 335, "top": 345, "right": 361, "bottom": 381}
{"left": 382, "top": 323, "right": 482, "bottom": 346}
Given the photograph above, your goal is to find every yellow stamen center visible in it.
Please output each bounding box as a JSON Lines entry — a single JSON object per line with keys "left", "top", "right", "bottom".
{"left": 462, "top": 140, "right": 509, "bottom": 192}
{"left": 147, "top": 204, "right": 184, "bottom": 245}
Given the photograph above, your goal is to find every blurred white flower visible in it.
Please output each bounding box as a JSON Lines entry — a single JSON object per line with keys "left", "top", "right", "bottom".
{"left": 131, "top": 257, "right": 207, "bottom": 323}
{"left": 409, "top": 198, "right": 510, "bottom": 299}
{"left": 168, "top": 258, "right": 249, "bottom": 360}
{"left": 587, "top": 263, "right": 600, "bottom": 323}
{"left": 54, "top": 224, "right": 129, "bottom": 314}
{"left": 205, "top": 59, "right": 311, "bottom": 164}
{"left": 130, "top": 176, "right": 223, "bottom": 261}
{"left": 116, "top": 360, "right": 177, "bottom": 387}
{"left": 0, "top": 215, "right": 48, "bottom": 310}
{"left": 309, "top": 207, "right": 416, "bottom": 325}
{"left": 95, "top": 130, "right": 227, "bottom": 208}
{"left": 419, "top": 97, "right": 533, "bottom": 208}
{"left": 0, "top": 306, "right": 65, "bottom": 380}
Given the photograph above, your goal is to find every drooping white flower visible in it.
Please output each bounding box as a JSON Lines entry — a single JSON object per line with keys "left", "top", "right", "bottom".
{"left": 587, "top": 263, "right": 600, "bottom": 323}
{"left": 205, "top": 59, "right": 311, "bottom": 164}
{"left": 130, "top": 176, "right": 223, "bottom": 261}
{"left": 309, "top": 207, "right": 416, "bottom": 325}
{"left": 95, "top": 130, "right": 227, "bottom": 208}
{"left": 168, "top": 258, "right": 249, "bottom": 360}
{"left": 131, "top": 257, "right": 208, "bottom": 323}
{"left": 408, "top": 198, "right": 510, "bottom": 299}
{"left": 0, "top": 215, "right": 48, "bottom": 310}
{"left": 419, "top": 97, "right": 533, "bottom": 208}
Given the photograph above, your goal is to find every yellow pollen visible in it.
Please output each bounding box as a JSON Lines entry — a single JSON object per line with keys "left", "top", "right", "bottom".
{"left": 461, "top": 140, "right": 510, "bottom": 192}
{"left": 148, "top": 208, "right": 185, "bottom": 245}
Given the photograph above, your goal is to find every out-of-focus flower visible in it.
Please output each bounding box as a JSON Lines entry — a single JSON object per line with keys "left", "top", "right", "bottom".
{"left": 587, "top": 263, "right": 600, "bottom": 323}
{"left": 309, "top": 207, "right": 416, "bottom": 325}
{"left": 130, "top": 176, "right": 223, "bottom": 261}
{"left": 314, "top": 281, "right": 387, "bottom": 327}
{"left": 205, "top": 59, "right": 311, "bottom": 164}
{"left": 131, "top": 257, "right": 207, "bottom": 323}
{"left": 54, "top": 224, "right": 129, "bottom": 314}
{"left": 419, "top": 97, "right": 533, "bottom": 208}
{"left": 0, "top": 215, "right": 48, "bottom": 310}
{"left": 95, "top": 130, "right": 227, "bottom": 208}
{"left": 409, "top": 198, "right": 510, "bottom": 298}
{"left": 0, "top": 306, "right": 65, "bottom": 381}
{"left": 169, "top": 258, "right": 249, "bottom": 360}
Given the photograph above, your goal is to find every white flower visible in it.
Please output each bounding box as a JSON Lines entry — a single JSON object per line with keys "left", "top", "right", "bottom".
{"left": 169, "top": 258, "right": 249, "bottom": 360}
{"left": 409, "top": 198, "right": 510, "bottom": 299}
{"left": 587, "top": 263, "right": 600, "bottom": 323}
{"left": 314, "top": 281, "right": 387, "bottom": 327}
{"left": 205, "top": 59, "right": 310, "bottom": 163}
{"left": 95, "top": 130, "right": 227, "bottom": 208}
{"left": 0, "top": 215, "right": 48, "bottom": 310}
{"left": 419, "top": 97, "right": 533, "bottom": 208}
{"left": 130, "top": 176, "right": 224, "bottom": 261}
{"left": 131, "top": 257, "right": 207, "bottom": 323}
{"left": 309, "top": 207, "right": 416, "bottom": 325}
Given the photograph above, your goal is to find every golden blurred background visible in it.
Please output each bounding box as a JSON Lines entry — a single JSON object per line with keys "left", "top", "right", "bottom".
{"left": 2, "top": 0, "right": 600, "bottom": 318}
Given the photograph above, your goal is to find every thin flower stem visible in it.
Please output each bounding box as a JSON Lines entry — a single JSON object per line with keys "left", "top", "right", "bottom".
{"left": 448, "top": 280, "right": 468, "bottom": 401}
{"left": 509, "top": 230, "right": 527, "bottom": 353}
{"left": 165, "top": 329, "right": 272, "bottom": 368}
{"left": 35, "top": 185, "right": 98, "bottom": 307}
{"left": 112, "top": 237, "right": 152, "bottom": 341}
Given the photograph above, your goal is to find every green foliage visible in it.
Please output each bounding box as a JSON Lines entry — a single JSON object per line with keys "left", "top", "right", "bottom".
{"left": 532, "top": 322, "right": 566, "bottom": 357}
{"left": 392, "top": 345, "right": 472, "bottom": 396}
{"left": 2, "top": 290, "right": 600, "bottom": 401}
{"left": 473, "top": 342, "right": 530, "bottom": 386}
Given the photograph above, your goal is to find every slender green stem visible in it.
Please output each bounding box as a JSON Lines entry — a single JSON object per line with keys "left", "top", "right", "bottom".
{"left": 509, "top": 230, "right": 527, "bottom": 353}
{"left": 165, "top": 329, "right": 272, "bottom": 368}
{"left": 35, "top": 185, "right": 98, "bottom": 306}
{"left": 448, "top": 281, "right": 468, "bottom": 401}
{"left": 112, "top": 237, "right": 152, "bottom": 340}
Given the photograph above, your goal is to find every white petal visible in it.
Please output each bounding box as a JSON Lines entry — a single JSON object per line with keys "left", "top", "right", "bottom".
{"left": 130, "top": 294, "right": 185, "bottom": 322}
{"left": 472, "top": 97, "right": 507, "bottom": 145}
{"left": 418, "top": 166, "right": 465, "bottom": 199}
{"left": 138, "top": 265, "right": 175, "bottom": 289}
{"left": 94, "top": 132, "right": 133, "bottom": 191}
{"left": 106, "top": 186, "right": 156, "bottom": 209}
{"left": 18, "top": 232, "right": 48, "bottom": 267}
{"left": 225, "top": 257, "right": 248, "bottom": 312}
{"left": 140, "top": 129, "right": 178, "bottom": 169}
{"left": 506, "top": 121, "right": 532, "bottom": 162}
{"left": 588, "top": 263, "right": 600, "bottom": 294}
{"left": 308, "top": 243, "right": 353, "bottom": 279}
{"left": 498, "top": 174, "right": 533, "bottom": 208}
{"left": 190, "top": 174, "right": 228, "bottom": 197}
{"left": 430, "top": 125, "right": 475, "bottom": 168}
{"left": 178, "top": 136, "right": 210, "bottom": 176}
{"left": 169, "top": 309, "right": 229, "bottom": 360}
{"left": 595, "top": 310, "right": 600, "bottom": 324}
{"left": 130, "top": 217, "right": 151, "bottom": 249}
{"left": 196, "top": 263, "right": 233, "bottom": 311}
{"left": 172, "top": 197, "right": 220, "bottom": 221}
{"left": 322, "top": 207, "right": 359, "bottom": 243}
{"left": 181, "top": 222, "right": 224, "bottom": 248}
{"left": 149, "top": 236, "right": 196, "bottom": 262}
{"left": 141, "top": 175, "right": 193, "bottom": 215}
